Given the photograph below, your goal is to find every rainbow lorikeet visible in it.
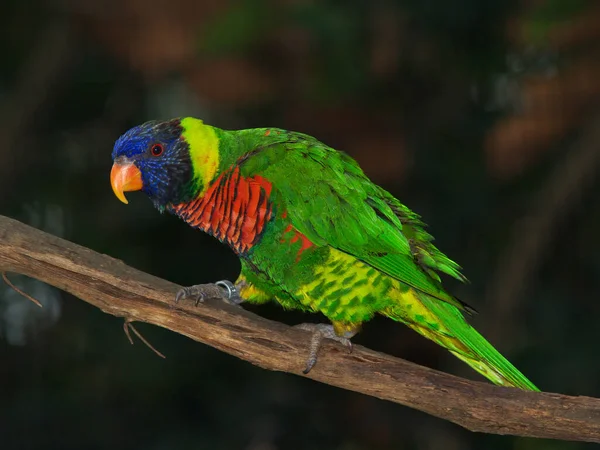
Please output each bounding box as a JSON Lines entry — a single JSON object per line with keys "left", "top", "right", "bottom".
{"left": 110, "top": 117, "right": 538, "bottom": 390}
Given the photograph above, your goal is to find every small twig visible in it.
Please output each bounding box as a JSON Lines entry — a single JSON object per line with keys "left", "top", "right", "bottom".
{"left": 123, "top": 319, "right": 166, "bottom": 359}
{"left": 123, "top": 319, "right": 135, "bottom": 345}
{"left": 2, "top": 272, "right": 42, "bottom": 307}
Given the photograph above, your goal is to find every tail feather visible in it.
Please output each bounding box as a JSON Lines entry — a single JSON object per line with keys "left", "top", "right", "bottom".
{"left": 385, "top": 288, "right": 539, "bottom": 391}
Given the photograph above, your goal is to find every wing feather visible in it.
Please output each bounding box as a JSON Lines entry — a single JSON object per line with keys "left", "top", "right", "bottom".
{"left": 239, "top": 134, "right": 470, "bottom": 311}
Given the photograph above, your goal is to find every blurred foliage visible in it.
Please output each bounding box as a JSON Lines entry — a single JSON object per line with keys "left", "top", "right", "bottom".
{"left": 1, "top": 0, "right": 599, "bottom": 449}
{"left": 523, "top": 0, "right": 589, "bottom": 42}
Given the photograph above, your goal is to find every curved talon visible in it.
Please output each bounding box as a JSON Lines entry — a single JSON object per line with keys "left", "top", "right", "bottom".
{"left": 303, "top": 359, "right": 316, "bottom": 375}
{"left": 294, "top": 323, "right": 356, "bottom": 374}
{"left": 175, "top": 287, "right": 188, "bottom": 303}
{"left": 174, "top": 285, "right": 207, "bottom": 306}
{"left": 194, "top": 294, "right": 205, "bottom": 306}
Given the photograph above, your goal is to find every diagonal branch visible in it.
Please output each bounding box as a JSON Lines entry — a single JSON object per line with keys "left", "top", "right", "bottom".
{"left": 0, "top": 214, "right": 598, "bottom": 443}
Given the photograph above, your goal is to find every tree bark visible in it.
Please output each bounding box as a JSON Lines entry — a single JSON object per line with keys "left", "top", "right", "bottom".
{"left": 0, "top": 215, "right": 598, "bottom": 443}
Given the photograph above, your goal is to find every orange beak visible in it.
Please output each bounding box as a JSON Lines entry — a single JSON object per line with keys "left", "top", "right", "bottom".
{"left": 110, "top": 162, "right": 143, "bottom": 204}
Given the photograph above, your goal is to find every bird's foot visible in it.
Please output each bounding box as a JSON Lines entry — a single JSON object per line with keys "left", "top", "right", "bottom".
{"left": 294, "top": 323, "right": 353, "bottom": 374}
{"left": 175, "top": 280, "right": 244, "bottom": 306}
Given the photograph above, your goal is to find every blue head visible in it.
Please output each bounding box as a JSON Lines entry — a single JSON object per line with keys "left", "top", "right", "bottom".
{"left": 111, "top": 118, "right": 195, "bottom": 208}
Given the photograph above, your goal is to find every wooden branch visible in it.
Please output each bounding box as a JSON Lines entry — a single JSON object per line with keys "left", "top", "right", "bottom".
{"left": 0, "top": 215, "right": 599, "bottom": 443}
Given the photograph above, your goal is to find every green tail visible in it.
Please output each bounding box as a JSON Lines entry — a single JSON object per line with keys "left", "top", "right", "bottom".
{"left": 387, "top": 289, "right": 539, "bottom": 391}
{"left": 424, "top": 296, "right": 538, "bottom": 390}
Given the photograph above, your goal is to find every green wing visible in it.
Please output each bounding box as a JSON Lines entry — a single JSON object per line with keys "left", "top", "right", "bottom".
{"left": 239, "top": 132, "right": 471, "bottom": 312}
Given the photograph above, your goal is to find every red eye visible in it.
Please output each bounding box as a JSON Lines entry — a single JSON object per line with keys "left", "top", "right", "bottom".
{"left": 151, "top": 143, "right": 164, "bottom": 156}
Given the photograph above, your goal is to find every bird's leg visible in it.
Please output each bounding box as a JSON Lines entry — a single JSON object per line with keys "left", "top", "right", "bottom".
{"left": 294, "top": 322, "right": 360, "bottom": 374}
{"left": 175, "top": 280, "right": 245, "bottom": 306}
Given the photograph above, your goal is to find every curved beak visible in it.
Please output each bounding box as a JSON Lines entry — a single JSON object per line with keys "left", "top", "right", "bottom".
{"left": 110, "top": 162, "right": 143, "bottom": 204}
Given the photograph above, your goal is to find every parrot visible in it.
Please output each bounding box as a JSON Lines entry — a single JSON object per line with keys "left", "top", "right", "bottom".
{"left": 110, "top": 117, "right": 539, "bottom": 391}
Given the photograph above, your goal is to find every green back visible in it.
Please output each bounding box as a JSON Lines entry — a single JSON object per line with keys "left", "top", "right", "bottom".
{"left": 227, "top": 128, "right": 470, "bottom": 312}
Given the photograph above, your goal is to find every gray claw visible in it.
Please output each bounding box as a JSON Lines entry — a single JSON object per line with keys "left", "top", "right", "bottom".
{"left": 294, "top": 323, "right": 353, "bottom": 374}
{"left": 175, "top": 286, "right": 201, "bottom": 304}
{"left": 175, "top": 281, "right": 244, "bottom": 306}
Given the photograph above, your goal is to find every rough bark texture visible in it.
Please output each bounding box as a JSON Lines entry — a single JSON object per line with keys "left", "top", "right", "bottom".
{"left": 0, "top": 215, "right": 598, "bottom": 443}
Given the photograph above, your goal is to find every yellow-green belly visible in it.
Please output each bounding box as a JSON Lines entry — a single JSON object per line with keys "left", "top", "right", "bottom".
{"left": 291, "top": 248, "right": 449, "bottom": 332}
{"left": 238, "top": 246, "right": 460, "bottom": 340}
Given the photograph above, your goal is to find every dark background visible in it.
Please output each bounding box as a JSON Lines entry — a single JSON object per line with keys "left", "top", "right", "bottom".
{"left": 1, "top": 0, "right": 599, "bottom": 449}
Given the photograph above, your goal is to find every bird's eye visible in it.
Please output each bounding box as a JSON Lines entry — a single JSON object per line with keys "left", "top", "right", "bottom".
{"left": 150, "top": 143, "right": 164, "bottom": 157}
